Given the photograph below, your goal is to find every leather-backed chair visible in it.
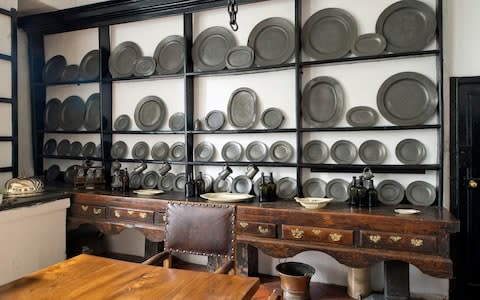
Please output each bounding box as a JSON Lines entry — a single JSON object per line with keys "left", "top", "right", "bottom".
{"left": 143, "top": 201, "right": 236, "bottom": 274}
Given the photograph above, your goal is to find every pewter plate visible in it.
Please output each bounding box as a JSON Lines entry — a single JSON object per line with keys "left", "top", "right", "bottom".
{"left": 352, "top": 33, "right": 386, "bottom": 56}
{"left": 114, "top": 114, "right": 131, "bottom": 131}
{"left": 330, "top": 140, "right": 357, "bottom": 164}
{"left": 43, "top": 138, "right": 57, "bottom": 155}
{"left": 45, "top": 98, "right": 62, "bottom": 131}
{"left": 111, "top": 141, "right": 128, "bottom": 159}
{"left": 248, "top": 17, "right": 295, "bottom": 66}
{"left": 276, "top": 177, "right": 297, "bottom": 199}
{"left": 376, "top": 0, "right": 436, "bottom": 53}
{"left": 261, "top": 107, "right": 285, "bottom": 129}
{"left": 195, "top": 141, "right": 215, "bottom": 162}
{"left": 377, "top": 179, "right": 405, "bottom": 205}
{"left": 169, "top": 142, "right": 185, "bottom": 161}
{"left": 79, "top": 49, "right": 99, "bottom": 80}
{"left": 173, "top": 173, "right": 186, "bottom": 192}
{"left": 132, "top": 141, "right": 150, "bottom": 160}
{"left": 201, "top": 192, "right": 254, "bottom": 203}
{"left": 225, "top": 46, "right": 254, "bottom": 69}
{"left": 359, "top": 140, "right": 387, "bottom": 164}
{"left": 302, "top": 76, "right": 344, "bottom": 128}
{"left": 134, "top": 56, "right": 156, "bottom": 77}
{"left": 406, "top": 180, "right": 436, "bottom": 206}
{"left": 346, "top": 106, "right": 379, "bottom": 127}
{"left": 154, "top": 35, "right": 184, "bottom": 75}
{"left": 142, "top": 171, "right": 160, "bottom": 189}
{"left": 246, "top": 141, "right": 268, "bottom": 162}
{"left": 158, "top": 172, "right": 175, "bottom": 191}
{"left": 95, "top": 144, "right": 102, "bottom": 158}
{"left": 151, "top": 141, "right": 169, "bottom": 160}
{"left": 303, "top": 140, "right": 329, "bottom": 163}
{"left": 70, "top": 141, "right": 82, "bottom": 157}
{"left": 222, "top": 141, "right": 243, "bottom": 162}
{"left": 46, "top": 164, "right": 60, "bottom": 182}
{"left": 64, "top": 165, "right": 78, "bottom": 184}
{"left": 377, "top": 72, "right": 437, "bottom": 126}
{"left": 326, "top": 178, "right": 350, "bottom": 202}
{"left": 192, "top": 26, "right": 236, "bottom": 71}
{"left": 109, "top": 41, "right": 143, "bottom": 78}
{"left": 203, "top": 173, "right": 214, "bottom": 193}
{"left": 269, "top": 140, "right": 294, "bottom": 163}
{"left": 84, "top": 93, "right": 100, "bottom": 131}
{"left": 57, "top": 139, "right": 71, "bottom": 156}
{"left": 82, "top": 142, "right": 96, "bottom": 157}
{"left": 228, "top": 87, "right": 258, "bottom": 129}
{"left": 61, "top": 64, "right": 80, "bottom": 82}
{"left": 395, "top": 138, "right": 427, "bottom": 165}
{"left": 134, "top": 95, "right": 167, "bottom": 131}
{"left": 205, "top": 110, "right": 226, "bottom": 130}
{"left": 60, "top": 95, "right": 85, "bottom": 131}
{"left": 303, "top": 178, "right": 327, "bottom": 198}
{"left": 231, "top": 175, "right": 253, "bottom": 194}
{"left": 302, "top": 8, "right": 357, "bottom": 60}
{"left": 168, "top": 112, "right": 185, "bottom": 131}
{"left": 42, "top": 55, "right": 66, "bottom": 83}
{"left": 130, "top": 173, "right": 143, "bottom": 189}
{"left": 213, "top": 176, "right": 233, "bottom": 193}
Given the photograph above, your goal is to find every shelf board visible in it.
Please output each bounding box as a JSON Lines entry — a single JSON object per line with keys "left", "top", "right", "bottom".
{"left": 0, "top": 167, "right": 13, "bottom": 173}
{"left": 41, "top": 130, "right": 100, "bottom": 134}
{"left": 0, "top": 53, "right": 12, "bottom": 61}
{"left": 105, "top": 73, "right": 183, "bottom": 82}
{"left": 299, "top": 124, "right": 441, "bottom": 132}
{"left": 189, "top": 161, "right": 297, "bottom": 168}
{"left": 305, "top": 164, "right": 441, "bottom": 174}
{"left": 110, "top": 130, "right": 185, "bottom": 135}
{"left": 0, "top": 136, "right": 15, "bottom": 141}
{"left": 0, "top": 97, "right": 13, "bottom": 104}
{"left": 34, "top": 79, "right": 99, "bottom": 86}
{"left": 186, "top": 63, "right": 296, "bottom": 77}
{"left": 42, "top": 155, "right": 102, "bottom": 161}
{"left": 190, "top": 128, "right": 297, "bottom": 134}
{"left": 112, "top": 158, "right": 186, "bottom": 165}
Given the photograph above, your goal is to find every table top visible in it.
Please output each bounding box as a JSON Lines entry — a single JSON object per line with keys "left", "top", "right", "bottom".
{"left": 0, "top": 254, "right": 260, "bottom": 300}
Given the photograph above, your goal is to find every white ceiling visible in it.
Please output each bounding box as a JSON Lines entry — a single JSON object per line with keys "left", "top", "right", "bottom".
{"left": 18, "top": 0, "right": 111, "bottom": 16}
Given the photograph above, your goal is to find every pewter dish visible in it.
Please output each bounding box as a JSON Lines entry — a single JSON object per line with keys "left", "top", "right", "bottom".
{"left": 79, "top": 49, "right": 99, "bottom": 80}
{"left": 302, "top": 8, "right": 357, "bottom": 60}
{"left": 42, "top": 55, "right": 66, "bottom": 83}
{"left": 169, "top": 142, "right": 185, "bottom": 161}
{"left": 359, "top": 140, "right": 387, "bottom": 164}
{"left": 351, "top": 33, "right": 386, "bottom": 56}
{"left": 43, "top": 138, "right": 57, "bottom": 155}
{"left": 151, "top": 141, "right": 169, "bottom": 160}
{"left": 134, "top": 56, "right": 156, "bottom": 77}
{"left": 276, "top": 177, "right": 297, "bottom": 199}
{"left": 195, "top": 141, "right": 215, "bottom": 162}
{"left": 70, "top": 141, "right": 83, "bottom": 157}
{"left": 61, "top": 64, "right": 80, "bottom": 82}
{"left": 95, "top": 144, "right": 102, "bottom": 158}
{"left": 142, "top": 171, "right": 160, "bottom": 189}
{"left": 213, "top": 176, "right": 233, "bottom": 193}
{"left": 376, "top": 0, "right": 436, "bottom": 53}
{"left": 64, "top": 165, "right": 78, "bottom": 184}
{"left": 248, "top": 17, "right": 295, "bottom": 66}
{"left": 130, "top": 173, "right": 143, "bottom": 189}
{"left": 60, "top": 95, "right": 85, "bottom": 131}
{"left": 246, "top": 141, "right": 268, "bottom": 162}
{"left": 173, "top": 173, "right": 186, "bottom": 192}
{"left": 134, "top": 95, "right": 167, "bottom": 131}
{"left": 132, "top": 141, "right": 150, "bottom": 160}
{"left": 261, "top": 107, "right": 284, "bottom": 129}
{"left": 269, "top": 140, "right": 294, "bottom": 162}
{"left": 45, "top": 98, "right": 62, "bottom": 131}
{"left": 377, "top": 72, "right": 437, "bottom": 126}
{"left": 109, "top": 41, "right": 143, "bottom": 78}
{"left": 192, "top": 26, "right": 236, "bottom": 71}
{"left": 133, "top": 189, "right": 164, "bottom": 196}
{"left": 228, "top": 87, "right": 258, "bottom": 129}
{"left": 82, "top": 142, "right": 96, "bottom": 158}
{"left": 158, "top": 172, "right": 175, "bottom": 191}
{"left": 395, "top": 138, "right": 427, "bottom": 165}
{"left": 231, "top": 175, "right": 253, "bottom": 194}
{"left": 225, "top": 46, "right": 254, "bottom": 69}
{"left": 46, "top": 164, "right": 60, "bottom": 182}
{"left": 201, "top": 192, "right": 254, "bottom": 203}
{"left": 56, "top": 139, "right": 71, "bottom": 156}
{"left": 394, "top": 208, "right": 421, "bottom": 215}
{"left": 168, "top": 112, "right": 185, "bottom": 131}
{"left": 346, "top": 106, "right": 379, "bottom": 127}
{"left": 84, "top": 93, "right": 101, "bottom": 131}
{"left": 406, "top": 180, "right": 436, "bottom": 206}
{"left": 110, "top": 141, "right": 128, "bottom": 159}
{"left": 203, "top": 173, "right": 214, "bottom": 193}
{"left": 303, "top": 140, "right": 329, "bottom": 163}
{"left": 325, "top": 178, "right": 350, "bottom": 202}
{"left": 302, "top": 178, "right": 327, "bottom": 198}
{"left": 330, "top": 140, "right": 357, "bottom": 164}
{"left": 377, "top": 179, "right": 405, "bottom": 205}
{"left": 302, "top": 76, "right": 344, "bottom": 128}
{"left": 221, "top": 141, "right": 243, "bottom": 162}
{"left": 154, "top": 35, "right": 184, "bottom": 75}
{"left": 205, "top": 110, "right": 226, "bottom": 130}
{"left": 114, "top": 114, "right": 131, "bottom": 131}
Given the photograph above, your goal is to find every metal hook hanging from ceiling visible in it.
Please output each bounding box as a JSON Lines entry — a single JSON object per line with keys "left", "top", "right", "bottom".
{"left": 227, "top": 0, "right": 239, "bottom": 31}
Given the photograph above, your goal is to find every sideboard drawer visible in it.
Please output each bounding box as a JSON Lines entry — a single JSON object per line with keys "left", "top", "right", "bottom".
{"left": 237, "top": 221, "right": 276, "bottom": 238}
{"left": 360, "top": 230, "right": 436, "bottom": 253}
{"left": 108, "top": 207, "right": 154, "bottom": 224}
{"left": 71, "top": 204, "right": 106, "bottom": 219}
{"left": 281, "top": 225, "right": 353, "bottom": 246}
{"left": 154, "top": 211, "right": 167, "bottom": 225}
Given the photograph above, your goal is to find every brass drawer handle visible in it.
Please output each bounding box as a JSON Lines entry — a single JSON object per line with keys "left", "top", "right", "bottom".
{"left": 389, "top": 236, "right": 402, "bottom": 242}
{"left": 127, "top": 210, "right": 135, "bottom": 216}
{"left": 93, "top": 208, "right": 102, "bottom": 215}
{"left": 312, "top": 229, "right": 321, "bottom": 235}
{"left": 139, "top": 212, "right": 147, "bottom": 219}
{"left": 369, "top": 235, "right": 381, "bottom": 243}
{"left": 114, "top": 210, "right": 121, "bottom": 218}
{"left": 81, "top": 205, "right": 89, "bottom": 212}
{"left": 258, "top": 226, "right": 270, "bottom": 234}
{"left": 291, "top": 228, "right": 304, "bottom": 239}
{"left": 162, "top": 215, "right": 166, "bottom": 222}
{"left": 239, "top": 222, "right": 249, "bottom": 228}
{"left": 411, "top": 238, "right": 424, "bottom": 247}
{"left": 329, "top": 233, "right": 342, "bottom": 242}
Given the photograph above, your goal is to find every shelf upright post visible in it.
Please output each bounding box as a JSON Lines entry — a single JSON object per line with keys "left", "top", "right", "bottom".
{"left": 99, "top": 25, "right": 112, "bottom": 181}
{"left": 10, "top": 8, "right": 18, "bottom": 177}
{"left": 184, "top": 13, "right": 194, "bottom": 177}
{"left": 294, "top": 0, "right": 303, "bottom": 196}
{"left": 436, "top": 0, "right": 444, "bottom": 207}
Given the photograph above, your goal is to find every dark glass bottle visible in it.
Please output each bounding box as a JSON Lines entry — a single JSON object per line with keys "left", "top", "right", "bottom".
{"left": 258, "top": 172, "right": 268, "bottom": 202}
{"left": 185, "top": 174, "right": 195, "bottom": 199}
{"left": 195, "top": 171, "right": 206, "bottom": 197}
{"left": 365, "top": 179, "right": 378, "bottom": 208}
{"left": 121, "top": 168, "right": 129, "bottom": 193}
{"left": 267, "top": 172, "right": 276, "bottom": 201}
{"left": 349, "top": 176, "right": 358, "bottom": 206}
{"left": 356, "top": 176, "right": 368, "bottom": 208}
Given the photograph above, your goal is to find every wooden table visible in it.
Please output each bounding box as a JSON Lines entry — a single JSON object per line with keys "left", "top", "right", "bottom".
{"left": 0, "top": 254, "right": 260, "bottom": 300}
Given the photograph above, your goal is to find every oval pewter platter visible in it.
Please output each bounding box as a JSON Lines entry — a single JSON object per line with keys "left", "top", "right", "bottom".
{"left": 346, "top": 106, "right": 379, "bottom": 127}
{"left": 225, "top": 46, "right": 254, "bottom": 70}
{"left": 228, "top": 87, "right": 258, "bottom": 129}
{"left": 134, "top": 95, "right": 167, "bottom": 131}
{"left": 351, "top": 33, "right": 386, "bottom": 57}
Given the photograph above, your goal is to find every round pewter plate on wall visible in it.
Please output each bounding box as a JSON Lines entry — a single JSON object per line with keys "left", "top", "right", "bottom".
{"left": 84, "top": 93, "right": 101, "bottom": 131}
{"left": 377, "top": 179, "right": 405, "bottom": 205}
{"left": 60, "top": 96, "right": 86, "bottom": 131}
{"left": 45, "top": 98, "right": 62, "bottom": 131}
{"left": 405, "top": 180, "right": 436, "bottom": 206}
{"left": 395, "top": 138, "right": 427, "bottom": 165}
{"left": 154, "top": 35, "right": 184, "bottom": 75}
{"left": 359, "top": 140, "right": 387, "bottom": 164}
{"left": 261, "top": 107, "right": 285, "bottom": 129}
{"left": 109, "top": 41, "right": 143, "bottom": 78}
{"left": 134, "top": 95, "right": 167, "bottom": 131}
{"left": 228, "top": 87, "right": 258, "bottom": 129}
{"left": 79, "top": 49, "right": 99, "bottom": 80}
{"left": 222, "top": 141, "right": 243, "bottom": 162}
{"left": 205, "top": 110, "right": 226, "bottom": 130}
{"left": 192, "top": 26, "right": 236, "bottom": 71}
{"left": 303, "top": 140, "right": 329, "bottom": 163}
{"left": 330, "top": 140, "right": 357, "bottom": 164}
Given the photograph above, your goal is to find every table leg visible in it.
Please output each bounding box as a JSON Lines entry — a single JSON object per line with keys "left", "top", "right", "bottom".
{"left": 236, "top": 242, "right": 258, "bottom": 276}
{"left": 144, "top": 239, "right": 164, "bottom": 260}
{"left": 384, "top": 260, "right": 410, "bottom": 300}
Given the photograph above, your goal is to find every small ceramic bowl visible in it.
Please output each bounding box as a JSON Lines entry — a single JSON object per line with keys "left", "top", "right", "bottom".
{"left": 295, "top": 197, "right": 333, "bottom": 209}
